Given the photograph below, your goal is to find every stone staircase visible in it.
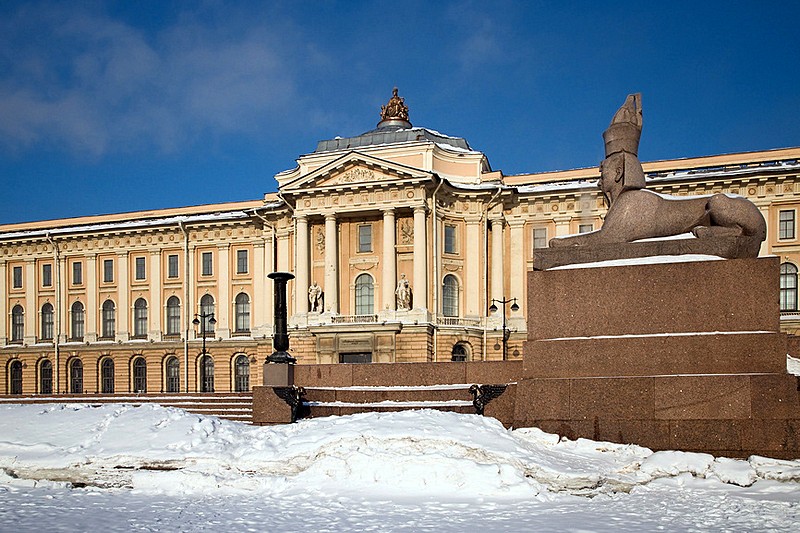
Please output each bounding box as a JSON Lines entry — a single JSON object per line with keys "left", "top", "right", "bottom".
{"left": 0, "top": 393, "right": 254, "bottom": 423}
{"left": 300, "top": 384, "right": 477, "bottom": 418}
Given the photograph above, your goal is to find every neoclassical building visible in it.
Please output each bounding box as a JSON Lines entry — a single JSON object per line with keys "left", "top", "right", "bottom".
{"left": 2, "top": 89, "right": 800, "bottom": 395}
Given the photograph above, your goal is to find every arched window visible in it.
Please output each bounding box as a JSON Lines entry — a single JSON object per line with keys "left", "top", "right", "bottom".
{"left": 442, "top": 275, "right": 459, "bottom": 317}
{"left": 166, "top": 296, "right": 181, "bottom": 336}
{"left": 234, "top": 354, "right": 250, "bottom": 392}
{"left": 132, "top": 357, "right": 147, "bottom": 392}
{"left": 41, "top": 303, "right": 54, "bottom": 340}
{"left": 355, "top": 274, "right": 374, "bottom": 315}
{"left": 165, "top": 356, "right": 180, "bottom": 393}
{"left": 101, "top": 300, "right": 116, "bottom": 339}
{"left": 200, "top": 294, "right": 215, "bottom": 334}
{"left": 780, "top": 263, "right": 798, "bottom": 312}
{"left": 40, "top": 359, "right": 53, "bottom": 394}
{"left": 200, "top": 354, "right": 214, "bottom": 392}
{"left": 70, "top": 359, "right": 83, "bottom": 394}
{"left": 100, "top": 358, "right": 114, "bottom": 393}
{"left": 71, "top": 301, "right": 85, "bottom": 340}
{"left": 451, "top": 343, "right": 468, "bottom": 362}
{"left": 235, "top": 293, "right": 250, "bottom": 333}
{"left": 11, "top": 305, "right": 24, "bottom": 342}
{"left": 9, "top": 360, "right": 22, "bottom": 395}
{"left": 133, "top": 298, "right": 148, "bottom": 338}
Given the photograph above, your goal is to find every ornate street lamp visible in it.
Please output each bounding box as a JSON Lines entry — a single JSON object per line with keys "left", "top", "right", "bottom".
{"left": 489, "top": 297, "right": 519, "bottom": 360}
{"left": 192, "top": 311, "right": 216, "bottom": 392}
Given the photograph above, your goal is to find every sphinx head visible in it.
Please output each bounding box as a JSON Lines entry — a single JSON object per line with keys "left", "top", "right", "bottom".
{"left": 599, "top": 151, "right": 645, "bottom": 205}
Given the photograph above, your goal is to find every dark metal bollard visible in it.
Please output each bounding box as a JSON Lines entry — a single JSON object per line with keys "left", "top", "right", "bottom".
{"left": 265, "top": 272, "right": 296, "bottom": 387}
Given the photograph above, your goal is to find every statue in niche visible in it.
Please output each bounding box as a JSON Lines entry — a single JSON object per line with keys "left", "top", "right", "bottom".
{"left": 380, "top": 87, "right": 410, "bottom": 122}
{"left": 548, "top": 93, "right": 766, "bottom": 256}
{"left": 396, "top": 273, "right": 412, "bottom": 310}
{"left": 308, "top": 281, "right": 322, "bottom": 313}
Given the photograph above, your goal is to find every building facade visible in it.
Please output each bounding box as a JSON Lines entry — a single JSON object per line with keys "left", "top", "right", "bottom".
{"left": 2, "top": 90, "right": 800, "bottom": 395}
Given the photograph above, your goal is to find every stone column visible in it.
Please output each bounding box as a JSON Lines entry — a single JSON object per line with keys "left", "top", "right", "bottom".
{"left": 490, "top": 217, "right": 505, "bottom": 303}
{"left": 24, "top": 259, "right": 36, "bottom": 343}
{"left": 324, "top": 214, "right": 338, "bottom": 313}
{"left": 464, "top": 216, "right": 481, "bottom": 317}
{"left": 294, "top": 215, "right": 309, "bottom": 314}
{"left": 217, "top": 244, "right": 230, "bottom": 338}
{"left": 116, "top": 252, "right": 129, "bottom": 342}
{"left": 149, "top": 250, "right": 162, "bottom": 341}
{"left": 508, "top": 219, "right": 526, "bottom": 331}
{"left": 382, "top": 208, "right": 396, "bottom": 311}
{"left": 0, "top": 260, "right": 7, "bottom": 344}
{"left": 86, "top": 254, "right": 98, "bottom": 342}
{"left": 413, "top": 206, "right": 428, "bottom": 310}
{"left": 253, "top": 237, "right": 266, "bottom": 336}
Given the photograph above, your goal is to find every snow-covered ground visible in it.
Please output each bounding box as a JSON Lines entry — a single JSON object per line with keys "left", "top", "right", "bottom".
{"left": 1, "top": 404, "right": 799, "bottom": 532}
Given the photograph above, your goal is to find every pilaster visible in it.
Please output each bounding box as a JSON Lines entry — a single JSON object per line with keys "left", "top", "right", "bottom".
{"left": 413, "top": 206, "right": 428, "bottom": 311}
{"left": 217, "top": 244, "right": 230, "bottom": 338}
{"left": 149, "top": 250, "right": 162, "bottom": 341}
{"left": 116, "top": 251, "right": 129, "bottom": 342}
{"left": 324, "top": 213, "right": 339, "bottom": 313}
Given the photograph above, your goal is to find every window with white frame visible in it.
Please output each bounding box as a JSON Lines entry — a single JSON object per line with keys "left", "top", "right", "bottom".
{"left": 134, "top": 257, "right": 146, "bottom": 281}
{"left": 578, "top": 224, "right": 594, "bottom": 234}
{"left": 533, "top": 228, "right": 548, "bottom": 249}
{"left": 780, "top": 263, "right": 798, "bottom": 311}
{"left": 42, "top": 264, "right": 52, "bottom": 287}
{"left": 72, "top": 262, "right": 82, "bottom": 285}
{"left": 12, "top": 266, "right": 22, "bottom": 288}
{"left": 11, "top": 305, "right": 24, "bottom": 342}
{"left": 358, "top": 225, "right": 372, "bottom": 253}
{"left": 101, "top": 300, "right": 116, "bottom": 338}
{"left": 71, "top": 301, "right": 85, "bottom": 340}
{"left": 133, "top": 298, "right": 148, "bottom": 338}
{"left": 442, "top": 275, "right": 459, "bottom": 317}
{"left": 201, "top": 252, "right": 213, "bottom": 276}
{"left": 166, "top": 296, "right": 181, "bottom": 335}
{"left": 41, "top": 303, "right": 54, "bottom": 340}
{"left": 444, "top": 224, "right": 457, "bottom": 254}
{"left": 354, "top": 274, "right": 374, "bottom": 315}
{"left": 168, "top": 254, "right": 179, "bottom": 278}
{"left": 200, "top": 294, "right": 215, "bottom": 333}
{"left": 236, "top": 250, "right": 248, "bottom": 274}
{"left": 779, "top": 210, "right": 795, "bottom": 240}
{"left": 234, "top": 293, "right": 250, "bottom": 333}
{"left": 103, "top": 259, "right": 114, "bottom": 283}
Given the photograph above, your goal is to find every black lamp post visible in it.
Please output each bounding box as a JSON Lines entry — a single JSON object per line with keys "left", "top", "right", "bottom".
{"left": 192, "top": 311, "right": 216, "bottom": 392}
{"left": 267, "top": 272, "right": 296, "bottom": 364}
{"left": 489, "top": 297, "right": 519, "bottom": 360}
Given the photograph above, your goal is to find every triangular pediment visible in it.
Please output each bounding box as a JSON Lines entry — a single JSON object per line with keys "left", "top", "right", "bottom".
{"left": 281, "top": 151, "right": 433, "bottom": 193}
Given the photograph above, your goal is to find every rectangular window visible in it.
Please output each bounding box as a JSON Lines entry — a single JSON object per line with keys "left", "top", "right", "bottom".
{"left": 42, "top": 264, "right": 52, "bottom": 287}
{"left": 533, "top": 228, "right": 548, "bottom": 249}
{"left": 236, "top": 249, "right": 248, "bottom": 274}
{"left": 444, "top": 224, "right": 457, "bottom": 254}
{"left": 168, "top": 254, "right": 179, "bottom": 278}
{"left": 578, "top": 224, "right": 594, "bottom": 234}
{"left": 134, "top": 257, "right": 146, "bottom": 281}
{"left": 12, "top": 266, "right": 22, "bottom": 288}
{"left": 103, "top": 259, "right": 114, "bottom": 283}
{"left": 779, "top": 210, "right": 795, "bottom": 240}
{"left": 358, "top": 225, "right": 372, "bottom": 253}
{"left": 201, "top": 252, "right": 213, "bottom": 276}
{"left": 72, "top": 262, "right": 83, "bottom": 285}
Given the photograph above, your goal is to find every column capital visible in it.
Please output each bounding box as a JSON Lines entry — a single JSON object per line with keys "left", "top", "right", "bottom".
{"left": 116, "top": 251, "right": 130, "bottom": 258}
{"left": 413, "top": 204, "right": 429, "bottom": 215}
{"left": 381, "top": 206, "right": 396, "bottom": 215}
{"left": 489, "top": 215, "right": 505, "bottom": 226}
{"left": 293, "top": 213, "right": 309, "bottom": 222}
{"left": 507, "top": 217, "right": 526, "bottom": 228}
{"left": 324, "top": 212, "right": 337, "bottom": 222}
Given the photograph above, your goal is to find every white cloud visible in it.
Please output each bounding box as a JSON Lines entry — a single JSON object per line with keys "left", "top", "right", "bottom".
{"left": 0, "top": 3, "right": 306, "bottom": 157}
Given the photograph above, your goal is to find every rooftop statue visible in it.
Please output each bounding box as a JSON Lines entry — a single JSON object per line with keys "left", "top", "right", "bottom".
{"left": 380, "top": 87, "right": 410, "bottom": 123}
{"left": 548, "top": 94, "right": 766, "bottom": 257}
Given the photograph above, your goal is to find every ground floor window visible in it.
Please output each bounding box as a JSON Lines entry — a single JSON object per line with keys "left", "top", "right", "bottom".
{"left": 40, "top": 360, "right": 53, "bottom": 394}
{"left": 166, "top": 356, "right": 180, "bottom": 393}
{"left": 133, "top": 357, "right": 147, "bottom": 392}
{"left": 70, "top": 359, "right": 83, "bottom": 394}
{"left": 9, "top": 360, "right": 22, "bottom": 395}
{"left": 200, "top": 355, "right": 214, "bottom": 392}
{"left": 101, "top": 358, "right": 114, "bottom": 393}
{"left": 451, "top": 343, "right": 468, "bottom": 362}
{"left": 234, "top": 354, "right": 250, "bottom": 392}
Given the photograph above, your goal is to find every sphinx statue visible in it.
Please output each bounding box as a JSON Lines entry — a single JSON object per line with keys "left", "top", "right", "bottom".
{"left": 548, "top": 94, "right": 766, "bottom": 257}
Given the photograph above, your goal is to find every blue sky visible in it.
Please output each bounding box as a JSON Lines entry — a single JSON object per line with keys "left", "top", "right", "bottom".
{"left": 1, "top": 1, "right": 798, "bottom": 224}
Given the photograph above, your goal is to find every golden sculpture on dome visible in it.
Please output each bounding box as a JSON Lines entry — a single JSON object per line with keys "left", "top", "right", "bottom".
{"left": 380, "top": 87, "right": 409, "bottom": 122}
